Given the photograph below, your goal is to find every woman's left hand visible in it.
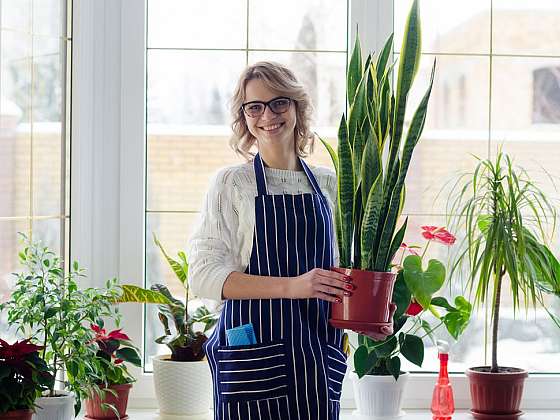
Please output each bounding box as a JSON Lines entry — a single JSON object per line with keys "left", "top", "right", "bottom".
{"left": 356, "top": 303, "right": 397, "bottom": 341}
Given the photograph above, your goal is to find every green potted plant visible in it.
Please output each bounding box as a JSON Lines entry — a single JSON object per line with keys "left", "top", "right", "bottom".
{"left": 0, "top": 339, "right": 55, "bottom": 420}
{"left": 448, "top": 151, "right": 560, "bottom": 419}
{"left": 118, "top": 234, "right": 218, "bottom": 417}
{"left": 82, "top": 323, "right": 141, "bottom": 420}
{"left": 350, "top": 225, "right": 472, "bottom": 418}
{"left": 0, "top": 234, "right": 123, "bottom": 419}
{"left": 319, "top": 0, "right": 436, "bottom": 336}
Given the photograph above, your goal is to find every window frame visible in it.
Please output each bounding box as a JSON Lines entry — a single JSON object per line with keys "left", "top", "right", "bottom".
{"left": 71, "top": 0, "right": 560, "bottom": 409}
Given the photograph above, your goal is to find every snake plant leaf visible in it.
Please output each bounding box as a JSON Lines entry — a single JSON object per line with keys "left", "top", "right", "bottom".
{"left": 361, "top": 130, "right": 382, "bottom": 208}
{"left": 348, "top": 33, "right": 363, "bottom": 106}
{"left": 337, "top": 114, "right": 354, "bottom": 268}
{"left": 353, "top": 183, "right": 363, "bottom": 269}
{"left": 392, "top": 0, "right": 421, "bottom": 158}
{"left": 317, "top": 134, "right": 339, "bottom": 177}
{"left": 153, "top": 233, "right": 188, "bottom": 287}
{"left": 117, "top": 284, "right": 173, "bottom": 305}
{"left": 386, "top": 217, "right": 408, "bottom": 269}
{"left": 376, "top": 33, "right": 394, "bottom": 84}
{"left": 402, "top": 255, "right": 446, "bottom": 309}
{"left": 360, "top": 175, "right": 383, "bottom": 269}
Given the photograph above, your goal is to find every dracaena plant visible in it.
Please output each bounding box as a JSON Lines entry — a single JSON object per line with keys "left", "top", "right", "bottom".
{"left": 0, "top": 339, "right": 55, "bottom": 414}
{"left": 0, "top": 234, "right": 123, "bottom": 415}
{"left": 320, "top": 0, "right": 435, "bottom": 272}
{"left": 354, "top": 226, "right": 472, "bottom": 379}
{"left": 448, "top": 151, "right": 560, "bottom": 373}
{"left": 118, "top": 234, "right": 218, "bottom": 361}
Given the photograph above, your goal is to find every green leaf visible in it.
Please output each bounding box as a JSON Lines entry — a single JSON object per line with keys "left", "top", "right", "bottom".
{"left": 117, "top": 284, "right": 173, "bottom": 305}
{"left": 360, "top": 175, "right": 383, "bottom": 269}
{"left": 386, "top": 356, "right": 401, "bottom": 381}
{"left": 317, "top": 134, "right": 339, "bottom": 177}
{"left": 402, "top": 255, "right": 446, "bottom": 309}
{"left": 430, "top": 296, "right": 456, "bottom": 312}
{"left": 400, "top": 334, "right": 424, "bottom": 367}
{"left": 374, "top": 337, "right": 397, "bottom": 357}
{"left": 153, "top": 233, "right": 188, "bottom": 286}
{"left": 115, "top": 347, "right": 142, "bottom": 367}
{"left": 354, "top": 345, "right": 378, "bottom": 378}
{"left": 392, "top": 271, "right": 412, "bottom": 319}
{"left": 337, "top": 114, "right": 354, "bottom": 268}
{"left": 347, "top": 33, "right": 363, "bottom": 105}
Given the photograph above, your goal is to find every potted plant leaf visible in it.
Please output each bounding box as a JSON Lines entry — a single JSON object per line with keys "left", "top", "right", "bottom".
{"left": 0, "top": 339, "right": 54, "bottom": 420}
{"left": 118, "top": 234, "right": 218, "bottom": 417}
{"left": 0, "top": 234, "right": 123, "bottom": 420}
{"left": 448, "top": 151, "right": 560, "bottom": 419}
{"left": 351, "top": 225, "right": 472, "bottom": 418}
{"left": 81, "top": 323, "right": 141, "bottom": 420}
{"left": 319, "top": 0, "right": 436, "bottom": 337}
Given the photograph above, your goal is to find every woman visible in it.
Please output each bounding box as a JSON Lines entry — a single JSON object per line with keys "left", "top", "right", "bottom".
{"left": 188, "top": 62, "right": 394, "bottom": 420}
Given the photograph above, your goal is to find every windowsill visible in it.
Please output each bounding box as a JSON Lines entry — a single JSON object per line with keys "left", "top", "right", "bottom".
{"left": 85, "top": 409, "right": 560, "bottom": 420}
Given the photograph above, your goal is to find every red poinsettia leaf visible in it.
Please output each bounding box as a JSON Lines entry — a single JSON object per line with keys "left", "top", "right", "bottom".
{"left": 107, "top": 329, "right": 131, "bottom": 341}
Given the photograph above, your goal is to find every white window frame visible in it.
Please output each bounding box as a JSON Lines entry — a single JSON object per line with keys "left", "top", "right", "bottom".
{"left": 70, "top": 0, "right": 560, "bottom": 410}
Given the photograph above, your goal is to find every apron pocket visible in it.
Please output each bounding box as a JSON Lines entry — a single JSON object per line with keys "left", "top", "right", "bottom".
{"left": 326, "top": 343, "right": 347, "bottom": 401}
{"left": 216, "top": 340, "right": 290, "bottom": 403}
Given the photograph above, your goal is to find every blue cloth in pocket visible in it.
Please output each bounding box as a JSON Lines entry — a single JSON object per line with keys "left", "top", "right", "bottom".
{"left": 225, "top": 323, "right": 257, "bottom": 346}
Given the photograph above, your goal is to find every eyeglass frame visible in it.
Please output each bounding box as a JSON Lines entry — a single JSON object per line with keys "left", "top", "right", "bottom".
{"left": 241, "top": 96, "right": 293, "bottom": 118}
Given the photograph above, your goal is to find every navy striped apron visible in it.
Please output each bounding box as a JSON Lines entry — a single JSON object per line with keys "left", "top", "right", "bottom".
{"left": 203, "top": 153, "right": 347, "bottom": 420}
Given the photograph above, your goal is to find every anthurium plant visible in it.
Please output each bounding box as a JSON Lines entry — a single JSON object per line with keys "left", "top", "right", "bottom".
{"left": 0, "top": 234, "right": 123, "bottom": 415}
{"left": 0, "top": 339, "right": 54, "bottom": 414}
{"left": 118, "top": 234, "right": 218, "bottom": 361}
{"left": 320, "top": 0, "right": 435, "bottom": 272}
{"left": 354, "top": 226, "right": 472, "bottom": 379}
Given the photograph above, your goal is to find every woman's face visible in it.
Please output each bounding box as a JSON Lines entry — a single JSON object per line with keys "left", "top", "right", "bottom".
{"left": 243, "top": 78, "right": 297, "bottom": 151}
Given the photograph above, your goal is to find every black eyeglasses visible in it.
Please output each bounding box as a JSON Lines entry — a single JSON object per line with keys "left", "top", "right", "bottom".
{"left": 241, "top": 97, "right": 292, "bottom": 118}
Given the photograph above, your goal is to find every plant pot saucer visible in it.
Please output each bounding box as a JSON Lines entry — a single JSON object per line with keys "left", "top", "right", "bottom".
{"left": 329, "top": 319, "right": 391, "bottom": 334}
{"left": 84, "top": 416, "right": 129, "bottom": 420}
{"left": 469, "top": 410, "right": 524, "bottom": 420}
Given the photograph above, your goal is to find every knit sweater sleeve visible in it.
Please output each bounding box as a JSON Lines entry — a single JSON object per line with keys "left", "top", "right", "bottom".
{"left": 187, "top": 167, "right": 245, "bottom": 302}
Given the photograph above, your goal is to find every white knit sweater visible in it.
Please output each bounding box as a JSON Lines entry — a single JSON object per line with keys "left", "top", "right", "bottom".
{"left": 187, "top": 161, "right": 339, "bottom": 304}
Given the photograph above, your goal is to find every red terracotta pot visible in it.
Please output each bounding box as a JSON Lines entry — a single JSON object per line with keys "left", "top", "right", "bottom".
{"left": 466, "top": 366, "right": 528, "bottom": 420}
{"left": 0, "top": 409, "right": 33, "bottom": 420}
{"left": 329, "top": 268, "right": 396, "bottom": 335}
{"left": 84, "top": 383, "right": 132, "bottom": 420}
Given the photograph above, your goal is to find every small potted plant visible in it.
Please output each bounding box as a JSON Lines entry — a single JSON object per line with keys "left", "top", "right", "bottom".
{"left": 0, "top": 339, "right": 54, "bottom": 420}
{"left": 319, "top": 0, "right": 437, "bottom": 336}
{"left": 0, "top": 234, "right": 123, "bottom": 419}
{"left": 448, "top": 151, "right": 560, "bottom": 419}
{"left": 350, "top": 225, "right": 472, "bottom": 419}
{"left": 119, "top": 234, "right": 218, "bottom": 417}
{"left": 82, "top": 323, "right": 141, "bottom": 420}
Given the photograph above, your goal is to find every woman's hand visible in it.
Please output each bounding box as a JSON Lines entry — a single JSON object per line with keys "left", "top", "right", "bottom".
{"left": 356, "top": 303, "right": 398, "bottom": 341}
{"left": 288, "top": 268, "right": 353, "bottom": 302}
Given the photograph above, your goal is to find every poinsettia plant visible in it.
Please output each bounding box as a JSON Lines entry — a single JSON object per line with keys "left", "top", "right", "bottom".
{"left": 0, "top": 339, "right": 54, "bottom": 414}
{"left": 88, "top": 322, "right": 141, "bottom": 387}
{"left": 354, "top": 226, "right": 472, "bottom": 379}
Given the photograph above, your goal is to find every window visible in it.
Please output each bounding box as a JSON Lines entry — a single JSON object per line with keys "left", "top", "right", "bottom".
{"left": 0, "top": 0, "right": 72, "bottom": 335}
{"left": 533, "top": 67, "right": 560, "bottom": 124}
{"left": 394, "top": 0, "right": 560, "bottom": 375}
{"left": 144, "top": 0, "right": 349, "bottom": 371}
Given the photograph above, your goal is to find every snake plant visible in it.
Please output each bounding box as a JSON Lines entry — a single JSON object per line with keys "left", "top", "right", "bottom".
{"left": 320, "top": 0, "right": 435, "bottom": 272}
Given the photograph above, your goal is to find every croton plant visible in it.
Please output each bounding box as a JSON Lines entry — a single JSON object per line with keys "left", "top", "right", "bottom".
{"left": 354, "top": 226, "right": 472, "bottom": 379}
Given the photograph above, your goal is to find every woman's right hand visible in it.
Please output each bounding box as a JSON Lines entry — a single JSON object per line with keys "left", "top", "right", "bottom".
{"left": 288, "top": 268, "right": 354, "bottom": 302}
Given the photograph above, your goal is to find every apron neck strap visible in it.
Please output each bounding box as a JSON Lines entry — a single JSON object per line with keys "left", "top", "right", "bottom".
{"left": 253, "top": 152, "right": 324, "bottom": 198}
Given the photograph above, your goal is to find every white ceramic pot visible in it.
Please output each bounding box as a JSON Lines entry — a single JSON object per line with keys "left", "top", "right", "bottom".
{"left": 153, "top": 355, "right": 213, "bottom": 419}
{"left": 350, "top": 371, "right": 410, "bottom": 420}
{"left": 32, "top": 391, "right": 75, "bottom": 420}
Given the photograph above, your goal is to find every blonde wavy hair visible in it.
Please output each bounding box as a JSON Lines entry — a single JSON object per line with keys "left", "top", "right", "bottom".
{"left": 229, "top": 61, "right": 315, "bottom": 161}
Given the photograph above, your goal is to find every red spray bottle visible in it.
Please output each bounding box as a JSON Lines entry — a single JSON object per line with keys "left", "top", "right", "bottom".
{"left": 431, "top": 340, "right": 455, "bottom": 420}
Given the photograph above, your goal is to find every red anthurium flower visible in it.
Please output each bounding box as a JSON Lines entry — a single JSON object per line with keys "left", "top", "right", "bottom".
{"left": 421, "top": 226, "right": 456, "bottom": 246}
{"left": 406, "top": 299, "right": 423, "bottom": 316}
{"left": 400, "top": 242, "right": 420, "bottom": 256}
